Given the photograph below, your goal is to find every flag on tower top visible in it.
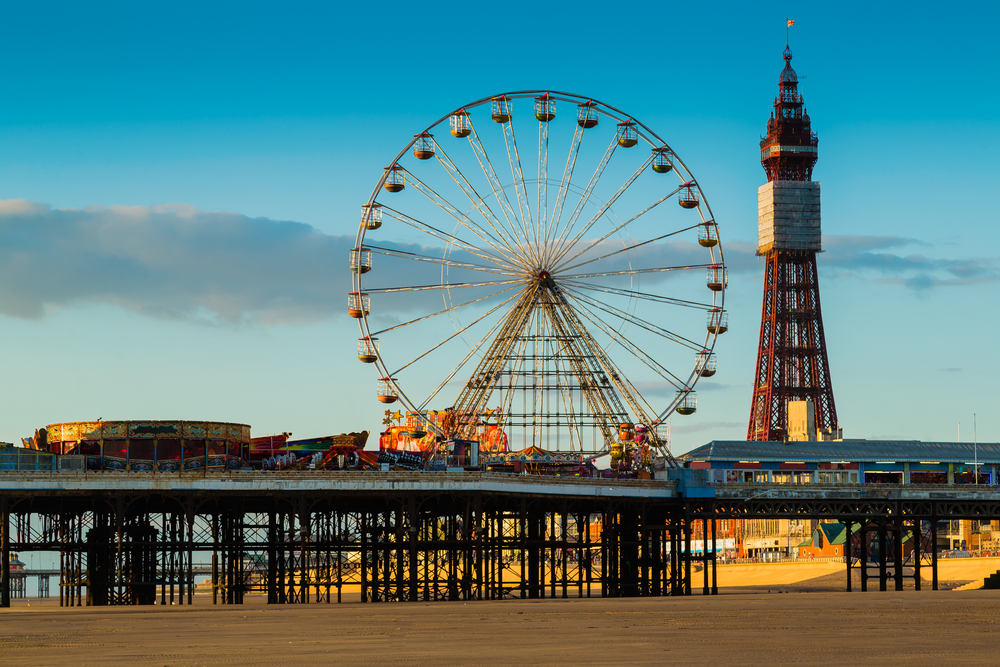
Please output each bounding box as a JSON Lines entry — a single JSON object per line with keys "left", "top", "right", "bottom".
{"left": 787, "top": 19, "right": 795, "bottom": 27}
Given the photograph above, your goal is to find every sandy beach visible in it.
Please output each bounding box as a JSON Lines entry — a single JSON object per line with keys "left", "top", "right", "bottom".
{"left": 3, "top": 559, "right": 1000, "bottom": 666}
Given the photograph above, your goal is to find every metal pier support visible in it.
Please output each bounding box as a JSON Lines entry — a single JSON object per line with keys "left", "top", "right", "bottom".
{"left": 1, "top": 498, "right": 10, "bottom": 608}
{"left": 844, "top": 519, "right": 852, "bottom": 592}
{"left": 931, "top": 518, "right": 939, "bottom": 591}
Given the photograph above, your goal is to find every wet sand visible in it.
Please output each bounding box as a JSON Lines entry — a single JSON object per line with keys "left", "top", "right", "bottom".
{"left": 3, "top": 588, "right": 1000, "bottom": 666}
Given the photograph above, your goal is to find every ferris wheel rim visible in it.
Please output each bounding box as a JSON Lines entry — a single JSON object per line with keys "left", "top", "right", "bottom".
{"left": 353, "top": 90, "right": 722, "bottom": 243}
{"left": 350, "top": 90, "right": 727, "bottom": 455}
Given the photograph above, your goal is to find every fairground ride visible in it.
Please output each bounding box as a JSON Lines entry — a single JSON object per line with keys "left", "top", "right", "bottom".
{"left": 349, "top": 91, "right": 726, "bottom": 464}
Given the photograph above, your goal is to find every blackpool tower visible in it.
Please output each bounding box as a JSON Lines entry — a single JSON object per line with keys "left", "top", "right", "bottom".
{"left": 747, "top": 45, "right": 839, "bottom": 441}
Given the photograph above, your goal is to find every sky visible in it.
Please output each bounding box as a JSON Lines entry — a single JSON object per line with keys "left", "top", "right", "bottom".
{"left": 0, "top": 1, "right": 997, "bottom": 456}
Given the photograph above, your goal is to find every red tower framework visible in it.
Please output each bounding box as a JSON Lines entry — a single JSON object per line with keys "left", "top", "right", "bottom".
{"left": 748, "top": 46, "right": 838, "bottom": 441}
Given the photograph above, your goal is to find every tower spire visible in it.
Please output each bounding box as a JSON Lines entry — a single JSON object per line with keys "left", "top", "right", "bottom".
{"left": 748, "top": 45, "right": 839, "bottom": 442}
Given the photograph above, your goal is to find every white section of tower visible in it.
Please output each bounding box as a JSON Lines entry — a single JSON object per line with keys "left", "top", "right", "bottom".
{"left": 757, "top": 181, "right": 822, "bottom": 254}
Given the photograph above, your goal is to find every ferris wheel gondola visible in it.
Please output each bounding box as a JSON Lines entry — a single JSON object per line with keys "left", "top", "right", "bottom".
{"left": 350, "top": 91, "right": 726, "bottom": 462}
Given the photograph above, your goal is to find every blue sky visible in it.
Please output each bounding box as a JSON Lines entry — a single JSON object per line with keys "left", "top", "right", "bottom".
{"left": 0, "top": 1, "right": 997, "bottom": 454}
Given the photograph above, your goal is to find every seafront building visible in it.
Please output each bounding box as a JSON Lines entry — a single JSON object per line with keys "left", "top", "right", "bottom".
{"left": 680, "top": 439, "right": 999, "bottom": 557}
{"left": 682, "top": 440, "right": 996, "bottom": 486}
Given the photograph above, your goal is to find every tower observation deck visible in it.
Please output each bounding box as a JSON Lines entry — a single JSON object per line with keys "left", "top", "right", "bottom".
{"left": 748, "top": 45, "right": 839, "bottom": 441}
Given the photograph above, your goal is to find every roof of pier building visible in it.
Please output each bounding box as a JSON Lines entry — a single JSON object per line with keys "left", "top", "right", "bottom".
{"left": 798, "top": 523, "right": 847, "bottom": 549}
{"left": 680, "top": 440, "right": 1000, "bottom": 465}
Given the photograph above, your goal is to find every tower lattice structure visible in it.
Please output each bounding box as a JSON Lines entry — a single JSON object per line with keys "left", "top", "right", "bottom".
{"left": 747, "top": 46, "right": 838, "bottom": 441}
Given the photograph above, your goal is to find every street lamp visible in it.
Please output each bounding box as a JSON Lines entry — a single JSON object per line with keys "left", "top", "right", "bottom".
{"left": 974, "top": 413, "right": 978, "bottom": 485}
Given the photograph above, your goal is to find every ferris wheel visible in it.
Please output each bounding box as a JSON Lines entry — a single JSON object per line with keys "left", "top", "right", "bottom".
{"left": 350, "top": 91, "right": 727, "bottom": 460}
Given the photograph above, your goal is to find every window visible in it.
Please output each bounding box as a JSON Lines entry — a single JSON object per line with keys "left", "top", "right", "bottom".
{"left": 819, "top": 471, "right": 852, "bottom": 484}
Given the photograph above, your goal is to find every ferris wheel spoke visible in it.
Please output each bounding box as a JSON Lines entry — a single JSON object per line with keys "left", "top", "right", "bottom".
{"left": 387, "top": 289, "right": 523, "bottom": 377}
{"left": 545, "top": 131, "right": 619, "bottom": 266}
{"left": 560, "top": 285, "right": 705, "bottom": 350}
{"left": 449, "top": 285, "right": 546, "bottom": 428}
{"left": 553, "top": 186, "right": 685, "bottom": 271}
{"left": 500, "top": 117, "right": 537, "bottom": 265}
{"left": 401, "top": 169, "right": 526, "bottom": 270}
{"left": 556, "top": 224, "right": 700, "bottom": 275}
{"left": 558, "top": 323, "right": 661, "bottom": 431}
{"left": 570, "top": 300, "right": 687, "bottom": 391}
{"left": 547, "top": 123, "right": 584, "bottom": 255}
{"left": 466, "top": 121, "right": 535, "bottom": 259}
{"left": 547, "top": 340, "right": 594, "bottom": 453}
{"left": 552, "top": 366, "right": 584, "bottom": 452}
{"left": 537, "top": 118, "right": 549, "bottom": 262}
{"left": 420, "top": 313, "right": 518, "bottom": 413}
{"left": 369, "top": 284, "right": 521, "bottom": 336}
{"left": 430, "top": 140, "right": 525, "bottom": 258}
{"left": 546, "top": 296, "right": 661, "bottom": 437}
{"left": 561, "top": 263, "right": 711, "bottom": 280}
{"left": 537, "top": 297, "right": 629, "bottom": 429}
{"left": 564, "top": 292, "right": 687, "bottom": 390}
{"left": 364, "top": 278, "right": 522, "bottom": 294}
{"left": 619, "top": 377, "right": 660, "bottom": 430}
{"left": 559, "top": 279, "right": 716, "bottom": 310}
{"left": 548, "top": 153, "right": 655, "bottom": 269}
{"left": 484, "top": 329, "right": 531, "bottom": 431}
{"left": 421, "top": 287, "right": 537, "bottom": 412}
{"left": 365, "top": 245, "right": 520, "bottom": 277}
{"left": 380, "top": 207, "right": 516, "bottom": 269}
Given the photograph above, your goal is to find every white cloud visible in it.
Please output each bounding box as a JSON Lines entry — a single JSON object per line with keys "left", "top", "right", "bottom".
{"left": 721, "top": 233, "right": 1000, "bottom": 292}
{"left": 0, "top": 199, "right": 524, "bottom": 325}
{"left": 820, "top": 235, "right": 1000, "bottom": 291}
{"left": 2, "top": 199, "right": 990, "bottom": 326}
{"left": 0, "top": 199, "right": 349, "bottom": 324}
